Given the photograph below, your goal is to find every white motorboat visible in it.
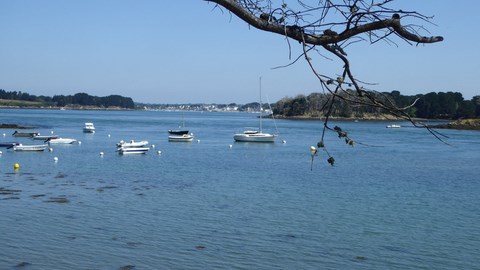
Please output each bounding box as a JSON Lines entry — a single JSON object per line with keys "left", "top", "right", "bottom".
{"left": 116, "top": 140, "right": 149, "bottom": 154}
{"left": 83, "top": 123, "right": 95, "bottom": 133}
{"left": 117, "top": 147, "right": 149, "bottom": 155}
{"left": 47, "top": 138, "right": 77, "bottom": 144}
{"left": 168, "top": 133, "right": 194, "bottom": 142}
{"left": 13, "top": 144, "right": 48, "bottom": 151}
{"left": 386, "top": 124, "right": 401, "bottom": 128}
{"left": 234, "top": 77, "right": 277, "bottom": 143}
{"left": 116, "top": 140, "right": 149, "bottom": 148}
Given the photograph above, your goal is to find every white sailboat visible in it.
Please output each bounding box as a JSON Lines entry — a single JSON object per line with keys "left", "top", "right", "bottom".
{"left": 234, "top": 77, "right": 277, "bottom": 143}
{"left": 168, "top": 111, "right": 189, "bottom": 135}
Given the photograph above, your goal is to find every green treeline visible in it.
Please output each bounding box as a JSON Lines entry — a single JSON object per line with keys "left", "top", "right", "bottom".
{"left": 0, "top": 89, "right": 134, "bottom": 109}
{"left": 273, "top": 90, "right": 480, "bottom": 119}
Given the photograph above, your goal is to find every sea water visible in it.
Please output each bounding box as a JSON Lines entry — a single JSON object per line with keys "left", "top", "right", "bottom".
{"left": 0, "top": 109, "right": 479, "bottom": 269}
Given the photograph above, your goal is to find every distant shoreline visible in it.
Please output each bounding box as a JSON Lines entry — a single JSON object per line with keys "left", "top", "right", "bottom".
{"left": 1, "top": 106, "right": 478, "bottom": 131}
{"left": 0, "top": 105, "right": 132, "bottom": 111}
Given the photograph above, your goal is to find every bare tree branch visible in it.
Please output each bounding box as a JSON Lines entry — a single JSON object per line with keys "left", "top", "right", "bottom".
{"left": 204, "top": 0, "right": 445, "bottom": 167}
{"left": 206, "top": 0, "right": 443, "bottom": 46}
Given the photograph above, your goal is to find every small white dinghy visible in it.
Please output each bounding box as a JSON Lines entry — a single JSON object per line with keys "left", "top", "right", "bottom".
{"left": 47, "top": 138, "right": 77, "bottom": 144}
{"left": 12, "top": 144, "right": 48, "bottom": 151}
{"left": 116, "top": 140, "right": 149, "bottom": 148}
{"left": 116, "top": 140, "right": 149, "bottom": 154}
{"left": 168, "top": 133, "right": 194, "bottom": 142}
{"left": 386, "top": 124, "right": 401, "bottom": 128}
{"left": 117, "top": 147, "right": 150, "bottom": 155}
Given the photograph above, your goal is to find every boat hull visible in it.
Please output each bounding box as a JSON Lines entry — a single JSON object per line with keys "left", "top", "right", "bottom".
{"left": 32, "top": 135, "right": 58, "bottom": 140}
{"left": 234, "top": 133, "right": 277, "bottom": 143}
{"left": 118, "top": 147, "right": 149, "bottom": 154}
{"left": 0, "top": 142, "right": 19, "bottom": 147}
{"left": 13, "top": 144, "right": 48, "bottom": 151}
{"left": 168, "top": 134, "right": 194, "bottom": 142}
{"left": 168, "top": 130, "right": 189, "bottom": 135}
{"left": 47, "top": 138, "right": 77, "bottom": 144}
{"left": 116, "top": 140, "right": 149, "bottom": 148}
{"left": 386, "top": 124, "right": 401, "bottom": 128}
{"left": 12, "top": 131, "right": 39, "bottom": 137}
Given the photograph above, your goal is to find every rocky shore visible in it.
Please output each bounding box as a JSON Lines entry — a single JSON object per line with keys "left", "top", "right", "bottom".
{"left": 273, "top": 114, "right": 480, "bottom": 130}
{"left": 429, "top": 119, "right": 480, "bottom": 131}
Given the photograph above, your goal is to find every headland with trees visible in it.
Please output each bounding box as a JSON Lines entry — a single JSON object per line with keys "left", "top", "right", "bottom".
{"left": 0, "top": 89, "right": 134, "bottom": 109}
{"left": 1, "top": 88, "right": 479, "bottom": 129}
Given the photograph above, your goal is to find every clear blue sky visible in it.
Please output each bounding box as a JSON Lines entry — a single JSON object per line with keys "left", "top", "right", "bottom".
{"left": 0, "top": 1, "right": 478, "bottom": 104}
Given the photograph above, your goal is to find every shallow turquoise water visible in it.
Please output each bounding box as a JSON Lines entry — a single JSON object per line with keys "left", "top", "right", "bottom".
{"left": 0, "top": 109, "right": 479, "bottom": 269}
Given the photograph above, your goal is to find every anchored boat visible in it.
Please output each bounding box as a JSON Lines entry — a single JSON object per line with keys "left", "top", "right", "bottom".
{"left": 12, "top": 144, "right": 48, "bottom": 151}
{"left": 168, "top": 133, "right": 194, "bottom": 142}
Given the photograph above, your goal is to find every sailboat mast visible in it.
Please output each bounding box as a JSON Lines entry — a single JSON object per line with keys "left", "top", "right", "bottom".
{"left": 259, "top": 76, "right": 262, "bottom": 133}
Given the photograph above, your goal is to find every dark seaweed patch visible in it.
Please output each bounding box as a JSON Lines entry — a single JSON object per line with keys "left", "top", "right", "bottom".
{"left": 15, "top": 261, "right": 31, "bottom": 268}
{"left": 119, "top": 265, "right": 135, "bottom": 270}
{"left": 45, "top": 197, "right": 69, "bottom": 203}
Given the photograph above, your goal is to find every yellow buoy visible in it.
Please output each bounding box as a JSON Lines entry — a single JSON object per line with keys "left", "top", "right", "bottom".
{"left": 14, "top": 163, "right": 20, "bottom": 170}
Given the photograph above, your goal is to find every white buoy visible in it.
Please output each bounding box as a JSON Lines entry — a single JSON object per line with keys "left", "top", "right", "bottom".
{"left": 53, "top": 157, "right": 58, "bottom": 162}
{"left": 197, "top": 139, "right": 200, "bottom": 143}
{"left": 108, "top": 134, "right": 111, "bottom": 137}
{"left": 49, "top": 148, "right": 53, "bottom": 152}
{"left": 151, "top": 144, "right": 155, "bottom": 148}
{"left": 229, "top": 144, "right": 233, "bottom": 148}
{"left": 282, "top": 140, "right": 286, "bottom": 144}
{"left": 78, "top": 141, "right": 82, "bottom": 145}
{"left": 51, "top": 130, "right": 54, "bottom": 134}
{"left": 100, "top": 152, "right": 104, "bottom": 156}
{"left": 2, "top": 133, "right": 5, "bottom": 137}
{"left": 157, "top": 150, "right": 162, "bottom": 155}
